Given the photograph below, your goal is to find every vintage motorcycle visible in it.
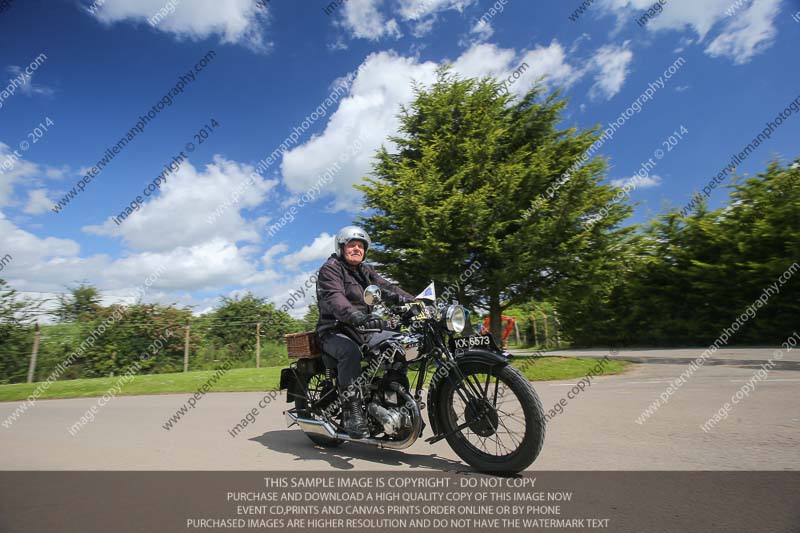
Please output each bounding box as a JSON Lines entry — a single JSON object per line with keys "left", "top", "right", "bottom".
{"left": 280, "top": 284, "right": 546, "bottom": 474}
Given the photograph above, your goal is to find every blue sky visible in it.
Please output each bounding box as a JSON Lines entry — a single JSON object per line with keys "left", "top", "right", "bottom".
{"left": 0, "top": 0, "right": 798, "bottom": 317}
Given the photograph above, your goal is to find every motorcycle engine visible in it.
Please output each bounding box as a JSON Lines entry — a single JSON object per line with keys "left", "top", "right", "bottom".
{"left": 367, "top": 398, "right": 413, "bottom": 437}
{"left": 366, "top": 381, "right": 414, "bottom": 438}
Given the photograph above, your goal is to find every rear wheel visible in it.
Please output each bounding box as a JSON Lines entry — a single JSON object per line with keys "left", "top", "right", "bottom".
{"left": 295, "top": 372, "right": 343, "bottom": 448}
{"left": 436, "top": 362, "right": 545, "bottom": 474}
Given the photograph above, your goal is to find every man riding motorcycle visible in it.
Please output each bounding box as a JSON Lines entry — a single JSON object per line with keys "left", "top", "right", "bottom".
{"left": 315, "top": 226, "right": 414, "bottom": 439}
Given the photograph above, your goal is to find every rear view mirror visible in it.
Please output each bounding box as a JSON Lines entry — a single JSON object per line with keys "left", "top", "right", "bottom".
{"left": 364, "top": 285, "right": 382, "bottom": 305}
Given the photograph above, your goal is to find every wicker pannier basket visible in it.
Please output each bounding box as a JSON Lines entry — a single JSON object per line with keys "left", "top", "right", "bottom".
{"left": 285, "top": 331, "right": 321, "bottom": 358}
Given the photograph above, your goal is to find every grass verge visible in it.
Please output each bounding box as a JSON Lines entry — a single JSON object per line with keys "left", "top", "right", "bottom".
{"left": 0, "top": 357, "right": 631, "bottom": 402}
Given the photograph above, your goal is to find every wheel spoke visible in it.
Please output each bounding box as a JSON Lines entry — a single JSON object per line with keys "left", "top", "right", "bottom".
{"left": 482, "top": 372, "right": 491, "bottom": 398}
{"left": 495, "top": 417, "right": 521, "bottom": 449}
{"left": 495, "top": 405, "right": 526, "bottom": 421}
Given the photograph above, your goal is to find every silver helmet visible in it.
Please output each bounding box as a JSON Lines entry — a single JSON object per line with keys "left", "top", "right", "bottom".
{"left": 334, "top": 226, "right": 371, "bottom": 257}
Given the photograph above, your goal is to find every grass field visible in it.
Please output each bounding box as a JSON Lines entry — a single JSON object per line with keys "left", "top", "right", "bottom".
{"left": 0, "top": 356, "right": 631, "bottom": 402}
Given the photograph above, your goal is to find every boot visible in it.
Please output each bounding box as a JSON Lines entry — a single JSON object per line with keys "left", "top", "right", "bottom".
{"left": 341, "top": 389, "right": 369, "bottom": 439}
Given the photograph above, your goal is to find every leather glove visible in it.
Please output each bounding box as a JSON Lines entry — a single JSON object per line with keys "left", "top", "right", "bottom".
{"left": 349, "top": 311, "right": 385, "bottom": 330}
{"left": 364, "top": 315, "right": 385, "bottom": 331}
{"left": 348, "top": 311, "right": 369, "bottom": 326}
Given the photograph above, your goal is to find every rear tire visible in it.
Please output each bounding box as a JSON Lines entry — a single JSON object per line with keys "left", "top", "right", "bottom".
{"left": 435, "top": 362, "right": 545, "bottom": 474}
{"left": 295, "top": 372, "right": 343, "bottom": 448}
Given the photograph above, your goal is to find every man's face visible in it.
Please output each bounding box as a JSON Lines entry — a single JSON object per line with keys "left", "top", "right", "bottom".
{"left": 343, "top": 240, "right": 365, "bottom": 265}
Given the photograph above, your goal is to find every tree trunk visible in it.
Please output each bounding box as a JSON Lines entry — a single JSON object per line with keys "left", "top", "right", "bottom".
{"left": 489, "top": 290, "right": 502, "bottom": 346}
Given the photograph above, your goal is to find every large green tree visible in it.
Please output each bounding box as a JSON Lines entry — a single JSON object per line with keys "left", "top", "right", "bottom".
{"left": 559, "top": 158, "right": 800, "bottom": 345}
{"left": 357, "top": 68, "right": 634, "bottom": 340}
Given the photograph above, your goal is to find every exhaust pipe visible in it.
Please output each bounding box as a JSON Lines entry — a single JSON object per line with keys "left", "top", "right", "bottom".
{"left": 285, "top": 384, "right": 422, "bottom": 450}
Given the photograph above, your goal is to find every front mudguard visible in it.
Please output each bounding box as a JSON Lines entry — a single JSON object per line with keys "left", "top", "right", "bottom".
{"left": 426, "top": 349, "right": 511, "bottom": 438}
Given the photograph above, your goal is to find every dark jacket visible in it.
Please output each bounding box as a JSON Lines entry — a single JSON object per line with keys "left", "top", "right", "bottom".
{"left": 316, "top": 254, "right": 414, "bottom": 335}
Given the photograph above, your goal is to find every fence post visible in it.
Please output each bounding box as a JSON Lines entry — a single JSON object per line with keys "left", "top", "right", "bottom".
{"left": 531, "top": 314, "right": 539, "bottom": 347}
{"left": 27, "top": 322, "right": 40, "bottom": 383}
{"left": 183, "top": 321, "right": 190, "bottom": 372}
{"left": 553, "top": 310, "right": 561, "bottom": 348}
{"left": 543, "top": 313, "right": 549, "bottom": 347}
{"left": 256, "top": 322, "right": 261, "bottom": 369}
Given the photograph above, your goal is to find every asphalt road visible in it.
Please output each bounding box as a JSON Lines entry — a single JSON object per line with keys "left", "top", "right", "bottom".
{"left": 1, "top": 348, "right": 798, "bottom": 471}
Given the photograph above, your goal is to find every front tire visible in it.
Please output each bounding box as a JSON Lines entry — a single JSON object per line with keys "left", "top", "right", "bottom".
{"left": 435, "top": 362, "right": 545, "bottom": 474}
{"left": 295, "top": 372, "right": 343, "bottom": 448}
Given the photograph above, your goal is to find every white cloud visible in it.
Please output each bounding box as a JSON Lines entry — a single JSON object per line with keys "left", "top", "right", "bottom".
{"left": 5, "top": 66, "right": 55, "bottom": 98}
{"left": 83, "top": 155, "right": 278, "bottom": 252}
{"left": 611, "top": 174, "right": 662, "bottom": 189}
{"left": 0, "top": 202, "right": 262, "bottom": 294}
{"left": 469, "top": 19, "right": 494, "bottom": 41}
{"left": 339, "top": 0, "right": 402, "bottom": 40}
{"left": 397, "top": 0, "right": 476, "bottom": 21}
{"left": 411, "top": 15, "right": 438, "bottom": 37}
{"left": 22, "top": 189, "right": 53, "bottom": 215}
{"left": 513, "top": 42, "right": 584, "bottom": 92}
{"left": 600, "top": 0, "right": 730, "bottom": 38}
{"left": 0, "top": 143, "right": 44, "bottom": 207}
{"left": 282, "top": 51, "right": 438, "bottom": 212}
{"left": 705, "top": 0, "right": 781, "bottom": 64}
{"left": 589, "top": 42, "right": 634, "bottom": 100}
{"left": 282, "top": 42, "right": 589, "bottom": 212}
{"left": 0, "top": 205, "right": 273, "bottom": 301}
{"left": 451, "top": 42, "right": 516, "bottom": 79}
{"left": 598, "top": 0, "right": 782, "bottom": 63}
{"left": 85, "top": 0, "right": 272, "bottom": 51}
{"left": 337, "top": 0, "right": 477, "bottom": 41}
{"left": 262, "top": 243, "right": 288, "bottom": 267}
{"left": 281, "top": 233, "right": 334, "bottom": 270}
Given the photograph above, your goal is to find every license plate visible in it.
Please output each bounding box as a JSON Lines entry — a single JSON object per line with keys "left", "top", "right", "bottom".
{"left": 454, "top": 335, "right": 492, "bottom": 351}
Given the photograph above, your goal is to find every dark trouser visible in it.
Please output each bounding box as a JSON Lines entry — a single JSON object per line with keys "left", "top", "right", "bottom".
{"left": 320, "top": 330, "right": 396, "bottom": 388}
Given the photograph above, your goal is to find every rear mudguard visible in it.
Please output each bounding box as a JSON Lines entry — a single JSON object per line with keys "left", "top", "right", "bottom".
{"left": 426, "top": 349, "right": 511, "bottom": 438}
{"left": 279, "top": 358, "right": 325, "bottom": 404}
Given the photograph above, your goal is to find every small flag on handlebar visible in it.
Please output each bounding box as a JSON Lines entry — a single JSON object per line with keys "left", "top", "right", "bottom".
{"left": 416, "top": 282, "right": 436, "bottom": 301}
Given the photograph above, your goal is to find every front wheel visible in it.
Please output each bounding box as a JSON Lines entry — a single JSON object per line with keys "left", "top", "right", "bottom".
{"left": 435, "top": 362, "right": 545, "bottom": 474}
